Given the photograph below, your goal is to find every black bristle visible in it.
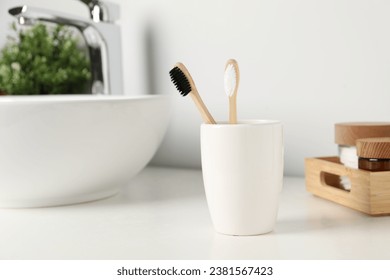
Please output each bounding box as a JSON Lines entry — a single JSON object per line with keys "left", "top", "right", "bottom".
{"left": 169, "top": 67, "right": 191, "bottom": 96}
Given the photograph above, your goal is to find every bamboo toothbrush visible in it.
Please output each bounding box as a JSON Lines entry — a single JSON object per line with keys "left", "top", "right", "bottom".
{"left": 224, "top": 59, "right": 240, "bottom": 124}
{"left": 169, "top": 62, "right": 216, "bottom": 124}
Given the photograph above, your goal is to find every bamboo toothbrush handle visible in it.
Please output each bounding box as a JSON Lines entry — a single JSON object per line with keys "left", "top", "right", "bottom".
{"left": 229, "top": 96, "right": 237, "bottom": 124}
{"left": 225, "top": 59, "right": 239, "bottom": 125}
{"left": 190, "top": 91, "right": 216, "bottom": 124}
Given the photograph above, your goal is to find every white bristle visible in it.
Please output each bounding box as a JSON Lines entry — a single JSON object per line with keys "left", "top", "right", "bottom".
{"left": 224, "top": 64, "right": 236, "bottom": 97}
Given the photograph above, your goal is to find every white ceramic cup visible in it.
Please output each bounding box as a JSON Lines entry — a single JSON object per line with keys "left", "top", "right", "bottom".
{"left": 201, "top": 120, "right": 283, "bottom": 235}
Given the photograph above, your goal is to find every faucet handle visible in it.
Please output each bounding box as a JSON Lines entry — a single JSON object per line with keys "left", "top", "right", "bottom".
{"left": 79, "top": 0, "right": 120, "bottom": 23}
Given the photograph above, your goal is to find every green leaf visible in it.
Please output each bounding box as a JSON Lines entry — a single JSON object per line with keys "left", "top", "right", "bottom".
{"left": 0, "top": 23, "right": 91, "bottom": 95}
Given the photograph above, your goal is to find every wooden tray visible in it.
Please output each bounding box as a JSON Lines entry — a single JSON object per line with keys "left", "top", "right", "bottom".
{"left": 305, "top": 156, "right": 390, "bottom": 216}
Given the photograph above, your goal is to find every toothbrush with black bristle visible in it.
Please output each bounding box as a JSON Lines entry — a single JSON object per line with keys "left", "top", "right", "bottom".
{"left": 169, "top": 62, "right": 216, "bottom": 124}
{"left": 224, "top": 59, "right": 240, "bottom": 124}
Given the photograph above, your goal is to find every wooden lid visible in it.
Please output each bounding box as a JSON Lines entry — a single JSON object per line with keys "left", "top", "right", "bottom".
{"left": 335, "top": 122, "right": 390, "bottom": 146}
{"left": 357, "top": 137, "right": 390, "bottom": 159}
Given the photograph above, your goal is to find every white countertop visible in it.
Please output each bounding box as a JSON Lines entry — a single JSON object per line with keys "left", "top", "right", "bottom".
{"left": 1, "top": 166, "right": 390, "bottom": 260}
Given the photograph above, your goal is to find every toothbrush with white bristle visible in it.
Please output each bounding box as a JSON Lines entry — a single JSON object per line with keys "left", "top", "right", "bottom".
{"left": 224, "top": 59, "right": 240, "bottom": 124}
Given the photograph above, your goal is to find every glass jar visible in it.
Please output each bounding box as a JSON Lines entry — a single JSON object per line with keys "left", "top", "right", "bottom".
{"left": 335, "top": 122, "right": 390, "bottom": 189}
{"left": 357, "top": 137, "right": 390, "bottom": 172}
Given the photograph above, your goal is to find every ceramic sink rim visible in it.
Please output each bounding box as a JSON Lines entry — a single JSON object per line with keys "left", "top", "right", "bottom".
{"left": 0, "top": 93, "right": 171, "bottom": 208}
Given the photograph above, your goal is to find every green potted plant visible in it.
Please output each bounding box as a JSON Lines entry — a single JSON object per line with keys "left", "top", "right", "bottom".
{"left": 0, "top": 22, "right": 91, "bottom": 95}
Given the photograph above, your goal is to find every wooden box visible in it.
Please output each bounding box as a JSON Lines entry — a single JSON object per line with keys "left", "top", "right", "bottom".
{"left": 305, "top": 156, "right": 390, "bottom": 216}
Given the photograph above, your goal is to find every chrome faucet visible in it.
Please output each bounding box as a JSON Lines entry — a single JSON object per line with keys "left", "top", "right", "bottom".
{"left": 8, "top": 0, "right": 123, "bottom": 95}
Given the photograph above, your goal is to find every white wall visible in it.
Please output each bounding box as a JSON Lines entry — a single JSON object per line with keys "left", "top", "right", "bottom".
{"left": 2, "top": 0, "right": 390, "bottom": 176}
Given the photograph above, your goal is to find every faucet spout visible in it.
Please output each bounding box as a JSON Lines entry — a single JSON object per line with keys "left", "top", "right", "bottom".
{"left": 8, "top": 3, "right": 123, "bottom": 95}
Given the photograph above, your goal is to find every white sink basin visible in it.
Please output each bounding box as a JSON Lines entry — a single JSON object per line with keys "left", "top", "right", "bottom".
{"left": 0, "top": 95, "right": 171, "bottom": 208}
